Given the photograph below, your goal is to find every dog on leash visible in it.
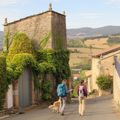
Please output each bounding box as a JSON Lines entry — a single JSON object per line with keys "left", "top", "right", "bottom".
{"left": 48, "top": 99, "right": 61, "bottom": 113}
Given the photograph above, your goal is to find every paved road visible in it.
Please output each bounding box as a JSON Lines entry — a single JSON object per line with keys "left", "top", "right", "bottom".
{"left": 3, "top": 95, "right": 120, "bottom": 120}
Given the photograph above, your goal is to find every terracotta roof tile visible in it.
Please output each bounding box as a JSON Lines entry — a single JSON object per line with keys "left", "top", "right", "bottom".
{"left": 92, "top": 45, "right": 120, "bottom": 57}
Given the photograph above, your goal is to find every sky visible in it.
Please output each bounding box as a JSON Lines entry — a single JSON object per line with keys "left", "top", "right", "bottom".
{"left": 0, "top": 0, "right": 120, "bottom": 30}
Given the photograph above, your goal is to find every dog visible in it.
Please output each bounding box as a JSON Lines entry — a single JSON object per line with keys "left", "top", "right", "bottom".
{"left": 48, "top": 99, "right": 61, "bottom": 113}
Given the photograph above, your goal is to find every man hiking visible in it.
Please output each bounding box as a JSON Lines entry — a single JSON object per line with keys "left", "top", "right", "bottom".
{"left": 57, "top": 79, "right": 72, "bottom": 116}
{"left": 77, "top": 80, "right": 88, "bottom": 116}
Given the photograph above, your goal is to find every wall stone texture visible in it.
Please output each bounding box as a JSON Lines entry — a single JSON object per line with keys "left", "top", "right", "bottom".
{"left": 4, "top": 11, "right": 67, "bottom": 50}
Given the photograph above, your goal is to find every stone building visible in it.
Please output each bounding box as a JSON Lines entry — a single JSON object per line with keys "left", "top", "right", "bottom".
{"left": 92, "top": 45, "right": 120, "bottom": 93}
{"left": 4, "top": 4, "right": 68, "bottom": 109}
{"left": 4, "top": 4, "right": 67, "bottom": 50}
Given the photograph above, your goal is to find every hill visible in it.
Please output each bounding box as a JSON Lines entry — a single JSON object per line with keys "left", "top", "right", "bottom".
{"left": 67, "top": 26, "right": 120, "bottom": 39}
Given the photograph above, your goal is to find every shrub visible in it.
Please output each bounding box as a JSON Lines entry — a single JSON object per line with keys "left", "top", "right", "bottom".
{"left": 96, "top": 75, "right": 113, "bottom": 90}
{"left": 7, "top": 32, "right": 35, "bottom": 62}
{"left": 0, "top": 54, "right": 7, "bottom": 110}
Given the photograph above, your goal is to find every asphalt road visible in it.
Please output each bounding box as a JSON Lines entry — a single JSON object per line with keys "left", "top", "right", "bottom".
{"left": 3, "top": 95, "right": 120, "bottom": 120}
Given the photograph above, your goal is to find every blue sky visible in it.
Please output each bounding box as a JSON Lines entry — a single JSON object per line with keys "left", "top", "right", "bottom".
{"left": 0, "top": 0, "right": 120, "bottom": 30}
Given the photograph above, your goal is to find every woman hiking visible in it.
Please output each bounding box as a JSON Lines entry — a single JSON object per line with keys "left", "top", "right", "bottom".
{"left": 77, "top": 80, "right": 88, "bottom": 116}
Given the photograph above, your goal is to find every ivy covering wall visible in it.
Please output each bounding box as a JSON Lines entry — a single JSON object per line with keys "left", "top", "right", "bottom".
{"left": 0, "top": 32, "right": 71, "bottom": 106}
{"left": 37, "top": 49, "right": 71, "bottom": 83}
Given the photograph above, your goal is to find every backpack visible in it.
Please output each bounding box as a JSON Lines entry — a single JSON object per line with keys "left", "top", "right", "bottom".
{"left": 78, "top": 86, "right": 84, "bottom": 98}
{"left": 57, "top": 84, "right": 67, "bottom": 97}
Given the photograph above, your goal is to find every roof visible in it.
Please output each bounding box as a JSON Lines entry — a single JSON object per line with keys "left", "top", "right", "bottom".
{"left": 92, "top": 45, "right": 120, "bottom": 58}
{"left": 4, "top": 10, "right": 65, "bottom": 26}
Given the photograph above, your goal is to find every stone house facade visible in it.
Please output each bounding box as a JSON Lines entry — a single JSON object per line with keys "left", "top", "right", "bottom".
{"left": 92, "top": 45, "right": 120, "bottom": 91}
{"left": 4, "top": 4, "right": 67, "bottom": 50}
{"left": 4, "top": 5, "right": 67, "bottom": 109}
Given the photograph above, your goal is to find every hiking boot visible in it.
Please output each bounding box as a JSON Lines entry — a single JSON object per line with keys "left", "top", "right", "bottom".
{"left": 61, "top": 113, "right": 64, "bottom": 116}
{"left": 81, "top": 113, "right": 84, "bottom": 116}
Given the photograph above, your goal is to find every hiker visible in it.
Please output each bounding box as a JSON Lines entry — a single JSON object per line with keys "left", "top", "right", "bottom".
{"left": 57, "top": 79, "right": 72, "bottom": 116}
{"left": 77, "top": 80, "right": 88, "bottom": 116}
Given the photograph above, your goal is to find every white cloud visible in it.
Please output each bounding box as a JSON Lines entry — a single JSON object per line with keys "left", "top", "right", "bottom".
{"left": 79, "top": 12, "right": 103, "bottom": 19}
{"left": 0, "top": 0, "right": 20, "bottom": 5}
{"left": 106, "top": 0, "right": 120, "bottom": 4}
{"left": 0, "top": 10, "right": 20, "bottom": 30}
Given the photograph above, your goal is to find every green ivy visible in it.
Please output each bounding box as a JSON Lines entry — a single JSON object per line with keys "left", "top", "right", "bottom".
{"left": 6, "top": 67, "right": 14, "bottom": 84}
{"left": 0, "top": 32, "right": 71, "bottom": 104}
{"left": 42, "top": 80, "right": 52, "bottom": 100}
{"left": 7, "top": 32, "right": 35, "bottom": 62}
{"left": 39, "top": 62, "right": 56, "bottom": 73}
{"left": 35, "top": 49, "right": 71, "bottom": 100}
{"left": 37, "top": 49, "right": 71, "bottom": 84}
{"left": 0, "top": 53, "right": 7, "bottom": 110}
{"left": 7, "top": 53, "right": 38, "bottom": 81}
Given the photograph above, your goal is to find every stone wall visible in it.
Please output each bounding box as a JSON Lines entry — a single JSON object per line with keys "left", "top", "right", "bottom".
{"left": 4, "top": 10, "right": 67, "bottom": 49}
{"left": 51, "top": 12, "right": 67, "bottom": 49}
{"left": 91, "top": 57, "right": 100, "bottom": 90}
{"left": 113, "top": 56, "right": 120, "bottom": 110}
